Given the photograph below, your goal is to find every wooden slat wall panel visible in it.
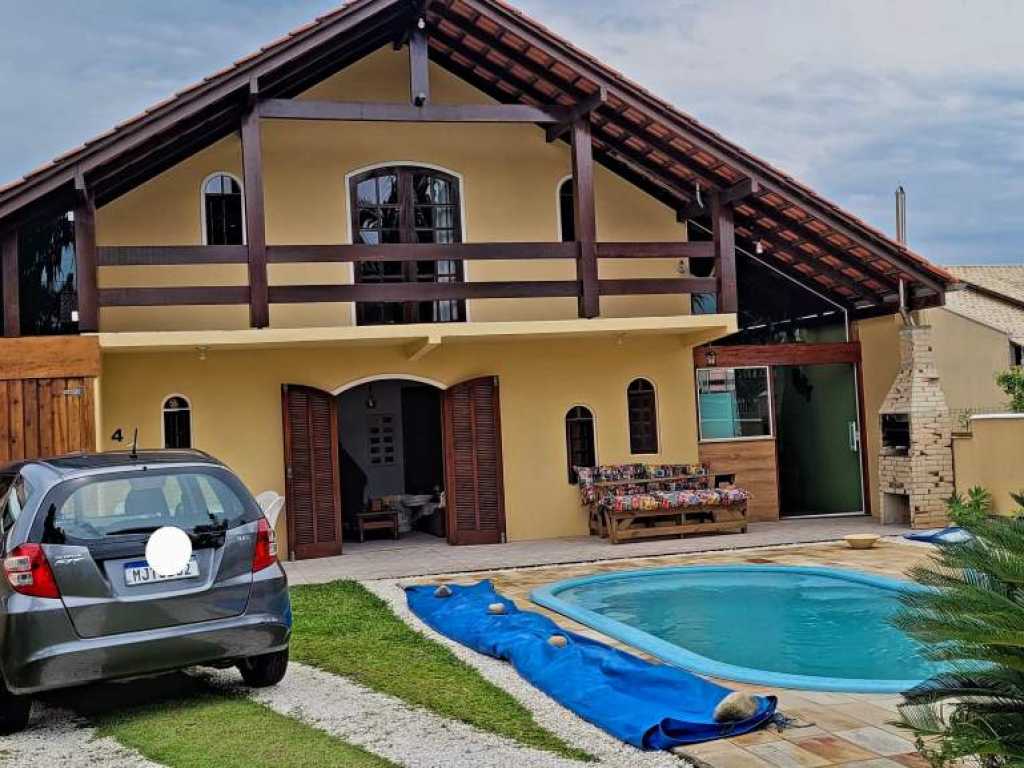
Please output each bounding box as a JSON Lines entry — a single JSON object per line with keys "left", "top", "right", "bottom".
{"left": 8, "top": 381, "right": 24, "bottom": 461}
{"left": 0, "top": 336, "right": 100, "bottom": 379}
{"left": 0, "top": 384, "right": 9, "bottom": 463}
{"left": 699, "top": 439, "right": 780, "bottom": 522}
{"left": 0, "top": 377, "right": 96, "bottom": 463}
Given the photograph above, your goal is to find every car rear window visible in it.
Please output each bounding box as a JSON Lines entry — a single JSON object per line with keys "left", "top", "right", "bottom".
{"left": 43, "top": 469, "right": 259, "bottom": 542}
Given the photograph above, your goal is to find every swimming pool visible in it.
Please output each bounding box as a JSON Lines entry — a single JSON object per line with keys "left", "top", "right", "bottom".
{"left": 531, "top": 565, "right": 946, "bottom": 693}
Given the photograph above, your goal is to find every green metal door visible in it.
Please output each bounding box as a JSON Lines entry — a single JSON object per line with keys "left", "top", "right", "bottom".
{"left": 773, "top": 363, "right": 864, "bottom": 516}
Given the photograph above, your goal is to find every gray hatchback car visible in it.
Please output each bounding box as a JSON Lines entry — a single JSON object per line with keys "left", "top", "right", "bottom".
{"left": 0, "top": 450, "right": 291, "bottom": 733}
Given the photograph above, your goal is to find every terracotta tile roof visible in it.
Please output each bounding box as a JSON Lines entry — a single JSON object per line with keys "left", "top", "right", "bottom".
{"left": 0, "top": 0, "right": 952, "bottom": 313}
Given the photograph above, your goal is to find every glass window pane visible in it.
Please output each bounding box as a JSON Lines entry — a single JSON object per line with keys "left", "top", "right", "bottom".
{"left": 358, "top": 209, "right": 381, "bottom": 230}
{"left": 357, "top": 179, "right": 379, "bottom": 206}
{"left": 19, "top": 211, "right": 77, "bottom": 336}
{"left": 559, "top": 179, "right": 575, "bottom": 242}
{"left": 378, "top": 174, "right": 398, "bottom": 204}
{"left": 698, "top": 367, "right": 772, "bottom": 440}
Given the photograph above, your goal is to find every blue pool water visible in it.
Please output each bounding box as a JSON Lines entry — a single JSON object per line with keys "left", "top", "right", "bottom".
{"left": 531, "top": 566, "right": 947, "bottom": 693}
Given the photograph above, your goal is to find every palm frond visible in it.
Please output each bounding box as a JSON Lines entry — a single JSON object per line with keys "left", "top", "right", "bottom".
{"left": 893, "top": 508, "right": 1024, "bottom": 766}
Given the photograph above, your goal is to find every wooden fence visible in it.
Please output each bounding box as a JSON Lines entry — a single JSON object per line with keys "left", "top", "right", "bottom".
{"left": 0, "top": 336, "right": 100, "bottom": 462}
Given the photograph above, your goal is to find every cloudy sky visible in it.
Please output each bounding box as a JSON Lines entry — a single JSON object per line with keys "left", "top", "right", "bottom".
{"left": 1, "top": 0, "right": 1021, "bottom": 265}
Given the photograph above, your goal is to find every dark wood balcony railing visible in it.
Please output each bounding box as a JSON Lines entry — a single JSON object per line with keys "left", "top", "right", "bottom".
{"left": 95, "top": 241, "right": 719, "bottom": 314}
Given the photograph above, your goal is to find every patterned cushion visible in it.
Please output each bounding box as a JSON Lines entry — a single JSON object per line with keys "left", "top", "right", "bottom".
{"left": 577, "top": 464, "right": 747, "bottom": 509}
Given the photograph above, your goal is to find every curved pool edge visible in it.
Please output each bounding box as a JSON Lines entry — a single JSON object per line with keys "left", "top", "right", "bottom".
{"left": 530, "top": 565, "right": 923, "bottom": 694}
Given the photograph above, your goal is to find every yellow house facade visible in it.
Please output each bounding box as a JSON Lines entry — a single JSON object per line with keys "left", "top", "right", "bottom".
{"left": 0, "top": 0, "right": 954, "bottom": 557}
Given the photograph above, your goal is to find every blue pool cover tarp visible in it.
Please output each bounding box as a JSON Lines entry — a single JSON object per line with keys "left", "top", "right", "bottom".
{"left": 406, "top": 580, "right": 777, "bottom": 750}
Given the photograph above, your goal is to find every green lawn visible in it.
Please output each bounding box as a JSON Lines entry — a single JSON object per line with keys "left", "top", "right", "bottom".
{"left": 79, "top": 675, "right": 394, "bottom": 768}
{"left": 289, "top": 580, "right": 592, "bottom": 762}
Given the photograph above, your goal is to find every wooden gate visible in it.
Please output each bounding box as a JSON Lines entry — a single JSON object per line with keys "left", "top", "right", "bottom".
{"left": 0, "top": 337, "right": 99, "bottom": 461}
{"left": 443, "top": 376, "right": 506, "bottom": 545}
{"left": 281, "top": 384, "right": 343, "bottom": 560}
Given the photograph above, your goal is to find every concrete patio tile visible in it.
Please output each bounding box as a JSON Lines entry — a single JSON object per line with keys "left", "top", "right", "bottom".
{"left": 834, "top": 727, "right": 916, "bottom": 756}
{"left": 746, "top": 740, "right": 832, "bottom": 768}
{"left": 682, "top": 740, "right": 750, "bottom": 759}
{"left": 834, "top": 702, "right": 902, "bottom": 727}
{"left": 855, "top": 695, "right": 904, "bottom": 714}
{"left": 793, "top": 735, "right": 878, "bottom": 763}
{"left": 779, "top": 725, "right": 831, "bottom": 743}
{"left": 795, "top": 690, "right": 859, "bottom": 706}
{"left": 786, "top": 706, "right": 870, "bottom": 733}
{"left": 729, "top": 729, "right": 785, "bottom": 746}
{"left": 680, "top": 742, "right": 777, "bottom": 768}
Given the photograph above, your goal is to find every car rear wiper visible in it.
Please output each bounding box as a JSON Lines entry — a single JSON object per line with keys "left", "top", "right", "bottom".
{"left": 105, "top": 525, "right": 162, "bottom": 536}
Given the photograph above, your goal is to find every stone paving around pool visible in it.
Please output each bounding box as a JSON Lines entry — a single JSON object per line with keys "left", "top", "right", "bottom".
{"left": 407, "top": 538, "right": 937, "bottom": 768}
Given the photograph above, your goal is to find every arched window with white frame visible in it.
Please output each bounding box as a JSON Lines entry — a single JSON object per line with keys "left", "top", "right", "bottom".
{"left": 349, "top": 164, "right": 465, "bottom": 325}
{"left": 162, "top": 395, "right": 192, "bottom": 449}
{"left": 202, "top": 173, "right": 244, "bottom": 245}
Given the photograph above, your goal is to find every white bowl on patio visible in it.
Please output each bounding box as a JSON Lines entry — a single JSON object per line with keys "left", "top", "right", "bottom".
{"left": 844, "top": 533, "right": 880, "bottom": 550}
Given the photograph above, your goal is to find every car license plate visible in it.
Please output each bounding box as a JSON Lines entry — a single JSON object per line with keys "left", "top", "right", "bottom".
{"left": 123, "top": 557, "right": 200, "bottom": 587}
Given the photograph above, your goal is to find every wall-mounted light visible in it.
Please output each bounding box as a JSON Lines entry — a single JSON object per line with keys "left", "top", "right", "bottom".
{"left": 196, "top": 346, "right": 208, "bottom": 361}
{"left": 705, "top": 346, "right": 717, "bottom": 367}
{"left": 365, "top": 383, "right": 378, "bottom": 410}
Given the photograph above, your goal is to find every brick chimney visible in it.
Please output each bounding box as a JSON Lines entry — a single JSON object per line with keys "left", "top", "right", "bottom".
{"left": 878, "top": 325, "right": 954, "bottom": 528}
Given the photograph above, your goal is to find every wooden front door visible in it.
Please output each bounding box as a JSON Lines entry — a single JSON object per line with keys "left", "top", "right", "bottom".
{"left": 442, "top": 376, "right": 506, "bottom": 545}
{"left": 282, "top": 384, "right": 342, "bottom": 560}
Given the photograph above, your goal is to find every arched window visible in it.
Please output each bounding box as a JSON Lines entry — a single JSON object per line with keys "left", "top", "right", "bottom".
{"left": 350, "top": 165, "right": 464, "bottom": 325}
{"left": 162, "top": 395, "right": 192, "bottom": 449}
{"left": 203, "top": 173, "right": 244, "bottom": 245}
{"left": 558, "top": 178, "right": 575, "bottom": 242}
{"left": 627, "top": 379, "right": 658, "bottom": 454}
{"left": 565, "top": 405, "right": 595, "bottom": 483}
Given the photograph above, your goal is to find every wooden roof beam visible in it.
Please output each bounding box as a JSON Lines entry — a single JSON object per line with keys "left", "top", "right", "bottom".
{"left": 677, "top": 178, "right": 760, "bottom": 221}
{"left": 545, "top": 87, "right": 608, "bottom": 142}
{"left": 737, "top": 222, "right": 882, "bottom": 302}
{"left": 448, "top": 0, "right": 947, "bottom": 295}
{"left": 257, "top": 99, "right": 572, "bottom": 123}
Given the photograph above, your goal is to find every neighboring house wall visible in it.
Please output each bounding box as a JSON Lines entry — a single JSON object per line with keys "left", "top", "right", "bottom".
{"left": 953, "top": 414, "right": 1024, "bottom": 515}
{"left": 924, "top": 306, "right": 1011, "bottom": 415}
{"left": 96, "top": 48, "right": 687, "bottom": 333}
{"left": 854, "top": 314, "right": 901, "bottom": 520}
{"left": 98, "top": 334, "right": 703, "bottom": 553}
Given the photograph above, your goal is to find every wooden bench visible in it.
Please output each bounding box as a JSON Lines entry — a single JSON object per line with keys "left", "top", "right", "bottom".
{"left": 577, "top": 464, "right": 749, "bottom": 545}
{"left": 357, "top": 499, "right": 400, "bottom": 542}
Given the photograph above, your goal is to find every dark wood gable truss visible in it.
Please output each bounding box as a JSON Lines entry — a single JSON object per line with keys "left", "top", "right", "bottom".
{"left": 0, "top": 0, "right": 952, "bottom": 337}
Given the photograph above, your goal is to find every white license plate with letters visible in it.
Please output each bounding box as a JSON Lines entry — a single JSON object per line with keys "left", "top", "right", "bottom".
{"left": 123, "top": 557, "right": 200, "bottom": 587}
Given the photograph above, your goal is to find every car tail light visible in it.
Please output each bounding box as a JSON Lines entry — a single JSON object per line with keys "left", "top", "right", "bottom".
{"left": 3, "top": 544, "right": 61, "bottom": 598}
{"left": 252, "top": 518, "right": 278, "bottom": 572}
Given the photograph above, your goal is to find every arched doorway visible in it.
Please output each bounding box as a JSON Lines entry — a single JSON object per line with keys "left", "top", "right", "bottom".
{"left": 281, "top": 375, "right": 505, "bottom": 560}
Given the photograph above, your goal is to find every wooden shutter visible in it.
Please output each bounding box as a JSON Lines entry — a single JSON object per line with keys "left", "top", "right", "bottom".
{"left": 282, "top": 384, "right": 342, "bottom": 560}
{"left": 443, "top": 376, "right": 506, "bottom": 545}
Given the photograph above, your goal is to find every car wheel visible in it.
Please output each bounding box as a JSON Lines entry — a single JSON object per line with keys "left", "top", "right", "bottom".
{"left": 237, "top": 648, "right": 288, "bottom": 687}
{"left": 0, "top": 682, "right": 31, "bottom": 735}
